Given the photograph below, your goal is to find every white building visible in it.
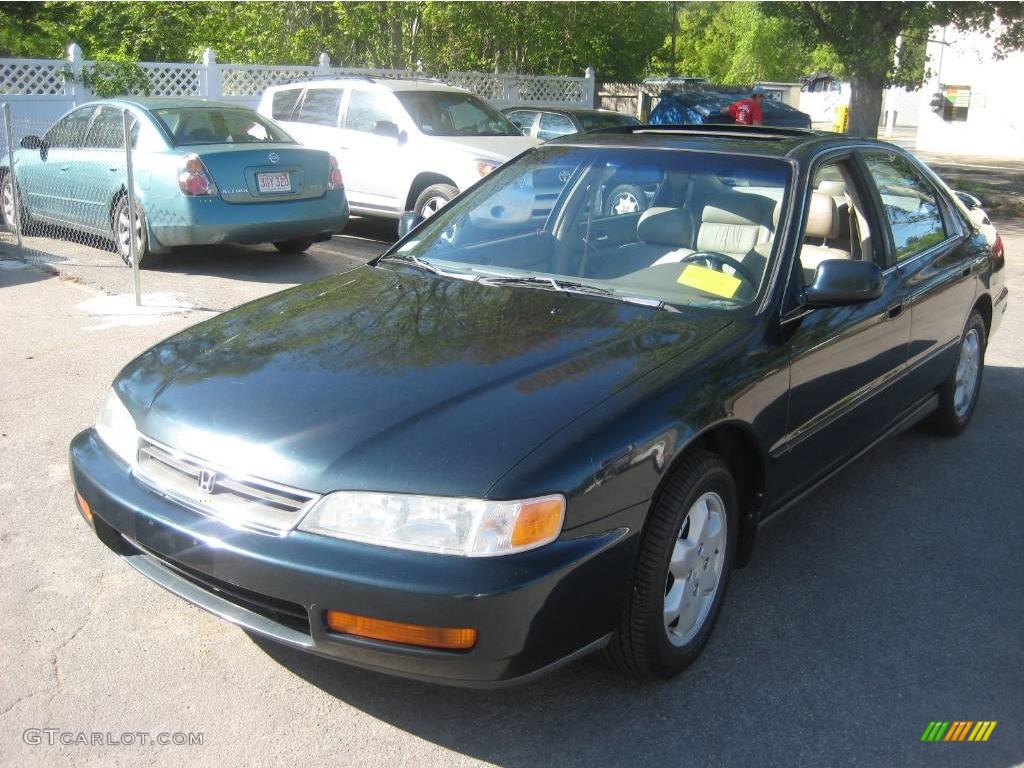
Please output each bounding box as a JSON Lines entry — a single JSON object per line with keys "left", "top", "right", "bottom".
{"left": 915, "top": 23, "right": 1024, "bottom": 159}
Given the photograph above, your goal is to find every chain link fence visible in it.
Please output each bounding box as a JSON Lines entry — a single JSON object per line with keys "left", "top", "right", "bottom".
{"left": 1, "top": 102, "right": 146, "bottom": 300}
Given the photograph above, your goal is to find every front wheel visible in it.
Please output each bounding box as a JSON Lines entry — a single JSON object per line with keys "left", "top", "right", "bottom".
{"left": 414, "top": 183, "right": 459, "bottom": 219}
{"left": 603, "top": 449, "right": 738, "bottom": 679}
{"left": 112, "top": 195, "right": 157, "bottom": 268}
{"left": 1, "top": 174, "right": 33, "bottom": 233}
{"left": 924, "top": 310, "right": 987, "bottom": 436}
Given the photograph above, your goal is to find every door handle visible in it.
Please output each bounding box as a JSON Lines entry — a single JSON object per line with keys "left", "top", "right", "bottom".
{"left": 108, "top": 167, "right": 120, "bottom": 172}
{"left": 961, "top": 264, "right": 971, "bottom": 277}
{"left": 59, "top": 167, "right": 69, "bottom": 173}
{"left": 886, "top": 301, "right": 905, "bottom": 319}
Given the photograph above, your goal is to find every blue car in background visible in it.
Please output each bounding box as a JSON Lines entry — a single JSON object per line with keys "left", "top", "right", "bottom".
{"left": 1, "top": 98, "right": 349, "bottom": 267}
{"left": 649, "top": 90, "right": 812, "bottom": 130}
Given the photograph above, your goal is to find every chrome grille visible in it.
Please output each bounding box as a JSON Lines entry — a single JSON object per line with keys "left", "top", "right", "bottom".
{"left": 134, "top": 436, "right": 319, "bottom": 535}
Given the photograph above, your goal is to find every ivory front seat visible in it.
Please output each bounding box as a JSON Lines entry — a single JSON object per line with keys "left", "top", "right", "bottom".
{"left": 650, "top": 192, "right": 778, "bottom": 290}
{"left": 590, "top": 207, "right": 694, "bottom": 278}
{"left": 798, "top": 191, "right": 851, "bottom": 282}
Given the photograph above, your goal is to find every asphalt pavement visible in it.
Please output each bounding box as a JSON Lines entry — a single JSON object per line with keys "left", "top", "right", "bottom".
{"left": 0, "top": 211, "right": 1021, "bottom": 768}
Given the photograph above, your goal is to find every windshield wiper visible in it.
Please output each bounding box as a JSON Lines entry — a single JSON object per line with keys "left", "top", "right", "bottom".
{"left": 477, "top": 274, "right": 679, "bottom": 311}
{"left": 376, "top": 253, "right": 478, "bottom": 281}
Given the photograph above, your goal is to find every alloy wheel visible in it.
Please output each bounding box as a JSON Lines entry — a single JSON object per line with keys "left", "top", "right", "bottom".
{"left": 610, "top": 192, "right": 641, "bottom": 215}
{"left": 663, "top": 491, "right": 727, "bottom": 646}
{"left": 953, "top": 328, "right": 981, "bottom": 417}
{"left": 420, "top": 196, "right": 448, "bottom": 218}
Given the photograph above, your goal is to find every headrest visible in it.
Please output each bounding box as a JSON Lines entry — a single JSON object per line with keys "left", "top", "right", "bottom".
{"left": 637, "top": 207, "right": 691, "bottom": 246}
{"left": 816, "top": 180, "right": 846, "bottom": 197}
{"left": 701, "top": 193, "right": 776, "bottom": 227}
{"left": 805, "top": 192, "right": 839, "bottom": 239}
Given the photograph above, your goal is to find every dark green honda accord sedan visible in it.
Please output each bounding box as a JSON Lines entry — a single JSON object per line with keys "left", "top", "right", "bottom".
{"left": 70, "top": 124, "right": 1007, "bottom": 686}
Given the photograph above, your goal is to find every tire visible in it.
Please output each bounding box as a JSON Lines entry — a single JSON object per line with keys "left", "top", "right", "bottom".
{"left": 923, "top": 310, "right": 986, "bottom": 436}
{"left": 273, "top": 237, "right": 316, "bottom": 254}
{"left": 112, "top": 195, "right": 158, "bottom": 268}
{"left": 414, "top": 183, "right": 459, "bottom": 219}
{"left": 605, "top": 183, "right": 647, "bottom": 217}
{"left": 603, "top": 449, "right": 738, "bottom": 679}
{"left": 1, "top": 173, "right": 34, "bottom": 233}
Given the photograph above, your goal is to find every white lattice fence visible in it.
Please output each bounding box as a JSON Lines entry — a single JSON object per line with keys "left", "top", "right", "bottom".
{"left": 0, "top": 59, "right": 67, "bottom": 96}
{"left": 444, "top": 72, "right": 509, "bottom": 102}
{"left": 220, "top": 64, "right": 319, "bottom": 97}
{"left": 139, "top": 63, "right": 202, "bottom": 97}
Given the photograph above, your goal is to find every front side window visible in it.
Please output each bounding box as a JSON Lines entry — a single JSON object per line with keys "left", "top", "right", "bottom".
{"left": 272, "top": 88, "right": 303, "bottom": 120}
{"left": 344, "top": 90, "right": 400, "bottom": 133}
{"left": 152, "top": 108, "right": 295, "bottom": 146}
{"left": 864, "top": 153, "right": 947, "bottom": 261}
{"left": 387, "top": 146, "right": 792, "bottom": 312}
{"left": 506, "top": 110, "right": 537, "bottom": 134}
{"left": 297, "top": 88, "right": 344, "bottom": 127}
{"left": 394, "top": 91, "right": 521, "bottom": 136}
{"left": 538, "top": 113, "right": 576, "bottom": 140}
{"left": 44, "top": 107, "right": 95, "bottom": 148}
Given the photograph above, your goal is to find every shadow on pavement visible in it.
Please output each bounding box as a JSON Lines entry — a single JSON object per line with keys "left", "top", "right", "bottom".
{"left": 247, "top": 363, "right": 1024, "bottom": 767}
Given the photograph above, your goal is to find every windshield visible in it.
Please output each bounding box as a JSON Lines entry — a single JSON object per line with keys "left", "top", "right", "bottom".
{"left": 387, "top": 146, "right": 792, "bottom": 311}
{"left": 152, "top": 107, "right": 295, "bottom": 146}
{"left": 579, "top": 113, "right": 641, "bottom": 131}
{"left": 394, "top": 91, "right": 522, "bottom": 136}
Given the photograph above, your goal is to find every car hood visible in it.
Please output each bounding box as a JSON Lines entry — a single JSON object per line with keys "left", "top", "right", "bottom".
{"left": 427, "top": 134, "right": 540, "bottom": 160}
{"left": 116, "top": 265, "right": 731, "bottom": 497}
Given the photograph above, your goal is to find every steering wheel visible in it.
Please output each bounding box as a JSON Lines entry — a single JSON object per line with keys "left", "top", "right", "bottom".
{"left": 678, "top": 251, "right": 759, "bottom": 287}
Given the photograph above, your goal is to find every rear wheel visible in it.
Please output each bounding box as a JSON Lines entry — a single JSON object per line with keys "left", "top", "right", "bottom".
{"left": 414, "top": 183, "right": 459, "bottom": 219}
{"left": 603, "top": 449, "right": 737, "bottom": 678}
{"left": 924, "top": 310, "right": 986, "bottom": 436}
{"left": 273, "top": 237, "right": 315, "bottom": 254}
{"left": 112, "top": 195, "right": 157, "bottom": 268}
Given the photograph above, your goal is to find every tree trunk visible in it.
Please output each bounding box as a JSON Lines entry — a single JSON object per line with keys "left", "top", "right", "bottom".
{"left": 847, "top": 74, "right": 885, "bottom": 138}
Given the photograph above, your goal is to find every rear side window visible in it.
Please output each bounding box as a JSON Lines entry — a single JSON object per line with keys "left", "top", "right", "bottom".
{"left": 84, "top": 107, "right": 126, "bottom": 149}
{"left": 272, "top": 88, "right": 303, "bottom": 120}
{"left": 864, "top": 153, "right": 948, "bottom": 261}
{"left": 297, "top": 88, "right": 344, "bottom": 127}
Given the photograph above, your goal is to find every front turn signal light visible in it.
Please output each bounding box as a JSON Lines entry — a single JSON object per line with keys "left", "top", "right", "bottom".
{"left": 325, "top": 610, "right": 477, "bottom": 651}
{"left": 75, "top": 491, "right": 94, "bottom": 527}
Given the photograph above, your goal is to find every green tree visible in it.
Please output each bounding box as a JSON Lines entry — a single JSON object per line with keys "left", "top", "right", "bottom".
{"left": 764, "top": 2, "right": 1024, "bottom": 137}
{"left": 650, "top": 2, "right": 842, "bottom": 84}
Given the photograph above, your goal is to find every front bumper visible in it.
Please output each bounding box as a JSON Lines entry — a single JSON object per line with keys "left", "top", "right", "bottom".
{"left": 147, "top": 190, "right": 350, "bottom": 248}
{"left": 70, "top": 429, "right": 638, "bottom": 687}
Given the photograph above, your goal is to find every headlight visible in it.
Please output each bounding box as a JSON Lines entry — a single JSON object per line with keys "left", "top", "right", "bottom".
{"left": 475, "top": 159, "right": 500, "bottom": 177}
{"left": 95, "top": 388, "right": 138, "bottom": 466}
{"left": 298, "top": 492, "right": 564, "bottom": 557}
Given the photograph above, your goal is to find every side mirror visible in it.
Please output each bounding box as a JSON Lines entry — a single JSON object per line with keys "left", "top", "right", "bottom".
{"left": 20, "top": 135, "right": 44, "bottom": 150}
{"left": 802, "top": 260, "right": 883, "bottom": 306}
{"left": 953, "top": 190, "right": 982, "bottom": 210}
{"left": 373, "top": 121, "right": 401, "bottom": 139}
{"left": 397, "top": 211, "right": 424, "bottom": 239}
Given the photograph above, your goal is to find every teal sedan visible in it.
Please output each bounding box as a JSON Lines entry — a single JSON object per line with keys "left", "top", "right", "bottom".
{"left": 1, "top": 98, "right": 349, "bottom": 267}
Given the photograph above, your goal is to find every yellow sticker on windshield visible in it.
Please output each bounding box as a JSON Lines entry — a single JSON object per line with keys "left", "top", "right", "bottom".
{"left": 677, "top": 264, "right": 742, "bottom": 298}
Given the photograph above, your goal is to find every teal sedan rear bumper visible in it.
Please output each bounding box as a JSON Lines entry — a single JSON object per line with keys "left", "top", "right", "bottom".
{"left": 147, "top": 189, "right": 349, "bottom": 248}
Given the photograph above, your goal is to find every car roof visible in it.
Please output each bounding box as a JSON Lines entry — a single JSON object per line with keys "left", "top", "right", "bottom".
{"left": 267, "top": 77, "right": 470, "bottom": 94}
{"left": 95, "top": 97, "right": 256, "bottom": 111}
{"left": 544, "top": 125, "right": 881, "bottom": 161}
{"left": 503, "top": 106, "right": 630, "bottom": 118}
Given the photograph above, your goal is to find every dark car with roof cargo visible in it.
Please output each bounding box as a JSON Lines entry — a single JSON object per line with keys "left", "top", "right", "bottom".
{"left": 70, "top": 123, "right": 1007, "bottom": 686}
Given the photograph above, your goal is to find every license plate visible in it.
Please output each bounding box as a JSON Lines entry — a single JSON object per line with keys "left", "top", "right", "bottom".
{"left": 257, "top": 171, "right": 291, "bottom": 194}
